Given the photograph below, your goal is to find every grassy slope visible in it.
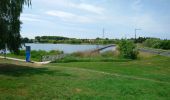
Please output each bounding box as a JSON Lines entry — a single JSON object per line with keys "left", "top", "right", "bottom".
{"left": 0, "top": 53, "right": 170, "bottom": 100}
{"left": 53, "top": 53, "right": 170, "bottom": 83}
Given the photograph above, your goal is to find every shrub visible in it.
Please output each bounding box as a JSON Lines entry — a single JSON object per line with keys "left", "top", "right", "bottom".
{"left": 143, "top": 38, "right": 161, "bottom": 48}
{"left": 118, "top": 40, "right": 139, "bottom": 59}
{"left": 159, "top": 40, "right": 170, "bottom": 50}
{"left": 143, "top": 39, "right": 170, "bottom": 50}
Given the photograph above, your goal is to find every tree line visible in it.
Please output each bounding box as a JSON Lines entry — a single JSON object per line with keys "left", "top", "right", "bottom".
{"left": 22, "top": 36, "right": 170, "bottom": 50}
{"left": 22, "top": 36, "right": 118, "bottom": 44}
{"left": 7, "top": 35, "right": 170, "bottom": 60}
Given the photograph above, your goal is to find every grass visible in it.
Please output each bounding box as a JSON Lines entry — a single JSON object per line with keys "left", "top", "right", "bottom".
{"left": 53, "top": 52, "right": 170, "bottom": 82}
{"left": 53, "top": 55, "right": 130, "bottom": 63}
{"left": 54, "top": 50, "right": 126, "bottom": 63}
{"left": 0, "top": 52, "right": 170, "bottom": 99}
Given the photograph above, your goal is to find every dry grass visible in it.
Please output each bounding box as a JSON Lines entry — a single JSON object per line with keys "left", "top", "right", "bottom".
{"left": 71, "top": 51, "right": 101, "bottom": 58}
{"left": 72, "top": 49, "right": 120, "bottom": 58}
{"left": 138, "top": 51, "right": 155, "bottom": 59}
{"left": 113, "top": 48, "right": 120, "bottom": 56}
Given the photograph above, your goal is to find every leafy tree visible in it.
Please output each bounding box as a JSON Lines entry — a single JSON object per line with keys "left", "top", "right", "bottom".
{"left": 35, "top": 36, "right": 41, "bottom": 42}
{"left": 22, "top": 37, "right": 29, "bottom": 43}
{"left": 21, "top": 37, "right": 33, "bottom": 43}
{"left": 135, "top": 37, "right": 147, "bottom": 43}
{"left": 118, "top": 39, "right": 139, "bottom": 59}
{"left": 0, "top": 0, "right": 31, "bottom": 54}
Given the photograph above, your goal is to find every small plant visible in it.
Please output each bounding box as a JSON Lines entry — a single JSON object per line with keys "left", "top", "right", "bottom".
{"left": 118, "top": 39, "right": 139, "bottom": 59}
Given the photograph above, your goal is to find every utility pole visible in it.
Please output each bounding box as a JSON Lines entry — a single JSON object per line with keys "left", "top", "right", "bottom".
{"left": 102, "top": 28, "right": 105, "bottom": 45}
{"left": 135, "top": 28, "right": 141, "bottom": 40}
{"left": 102, "top": 28, "right": 105, "bottom": 39}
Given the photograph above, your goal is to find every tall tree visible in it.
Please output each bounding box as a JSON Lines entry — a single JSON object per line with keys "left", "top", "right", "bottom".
{"left": 0, "top": 0, "right": 31, "bottom": 54}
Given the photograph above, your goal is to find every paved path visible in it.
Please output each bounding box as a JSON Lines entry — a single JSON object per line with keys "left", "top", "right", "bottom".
{"left": 139, "top": 48, "right": 170, "bottom": 57}
{"left": 0, "top": 56, "right": 51, "bottom": 64}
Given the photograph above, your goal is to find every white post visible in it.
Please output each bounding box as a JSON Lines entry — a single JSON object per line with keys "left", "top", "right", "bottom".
{"left": 4, "top": 43, "right": 7, "bottom": 59}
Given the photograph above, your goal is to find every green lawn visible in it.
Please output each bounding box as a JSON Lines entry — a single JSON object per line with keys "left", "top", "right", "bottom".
{"left": 0, "top": 53, "right": 170, "bottom": 100}
{"left": 53, "top": 55, "right": 170, "bottom": 83}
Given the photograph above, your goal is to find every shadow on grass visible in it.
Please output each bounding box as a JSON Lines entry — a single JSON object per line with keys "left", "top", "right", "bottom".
{"left": 0, "top": 63, "right": 71, "bottom": 77}
{"left": 53, "top": 58, "right": 131, "bottom": 63}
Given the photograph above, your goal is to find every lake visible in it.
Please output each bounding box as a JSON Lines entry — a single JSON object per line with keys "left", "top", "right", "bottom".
{"left": 24, "top": 43, "right": 116, "bottom": 54}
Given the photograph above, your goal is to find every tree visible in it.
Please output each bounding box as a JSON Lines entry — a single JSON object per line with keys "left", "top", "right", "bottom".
{"left": 118, "top": 39, "right": 139, "bottom": 59}
{"left": 21, "top": 37, "right": 33, "bottom": 43}
{"left": 35, "top": 36, "right": 41, "bottom": 42}
{"left": 159, "top": 40, "right": 170, "bottom": 50}
{"left": 0, "top": 0, "right": 31, "bottom": 54}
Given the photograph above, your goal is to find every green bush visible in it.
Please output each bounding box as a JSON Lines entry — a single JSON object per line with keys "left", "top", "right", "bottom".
{"left": 143, "top": 38, "right": 161, "bottom": 48}
{"left": 118, "top": 40, "right": 139, "bottom": 59}
{"left": 159, "top": 40, "right": 170, "bottom": 50}
{"left": 143, "top": 39, "right": 170, "bottom": 50}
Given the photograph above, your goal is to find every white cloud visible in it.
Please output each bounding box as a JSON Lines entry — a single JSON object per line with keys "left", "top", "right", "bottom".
{"left": 33, "top": 0, "right": 66, "bottom": 5}
{"left": 20, "top": 17, "right": 42, "bottom": 22}
{"left": 131, "top": 0, "right": 143, "bottom": 12}
{"left": 108, "top": 13, "right": 166, "bottom": 34}
{"left": 20, "top": 14, "right": 41, "bottom": 22}
{"left": 46, "top": 10, "right": 94, "bottom": 23}
{"left": 20, "top": 13, "right": 51, "bottom": 24}
{"left": 21, "top": 0, "right": 170, "bottom": 39}
{"left": 32, "top": 0, "right": 107, "bottom": 24}
{"left": 21, "top": 14, "right": 39, "bottom": 18}
{"left": 69, "top": 3, "right": 105, "bottom": 14}
{"left": 46, "top": 11, "right": 75, "bottom": 19}
{"left": 35, "top": 0, "right": 105, "bottom": 15}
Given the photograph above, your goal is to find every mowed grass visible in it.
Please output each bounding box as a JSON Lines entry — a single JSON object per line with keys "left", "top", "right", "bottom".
{"left": 0, "top": 52, "right": 170, "bottom": 100}
{"left": 54, "top": 54, "right": 170, "bottom": 83}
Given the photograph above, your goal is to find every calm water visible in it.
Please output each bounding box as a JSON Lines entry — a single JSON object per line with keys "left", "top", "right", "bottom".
{"left": 24, "top": 43, "right": 116, "bottom": 54}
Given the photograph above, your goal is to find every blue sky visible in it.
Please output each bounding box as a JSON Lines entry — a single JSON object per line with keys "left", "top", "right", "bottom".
{"left": 21, "top": 0, "right": 170, "bottom": 39}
